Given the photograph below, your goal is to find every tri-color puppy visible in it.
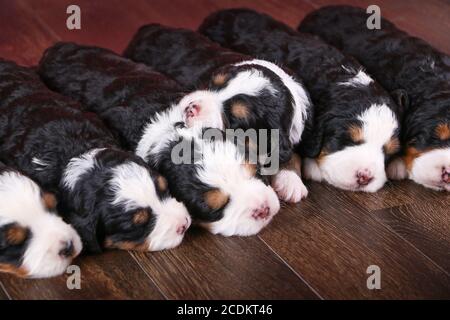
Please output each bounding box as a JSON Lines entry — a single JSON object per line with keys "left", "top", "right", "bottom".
{"left": 0, "top": 59, "right": 190, "bottom": 254}
{"left": 200, "top": 8, "right": 405, "bottom": 192}
{"left": 124, "top": 24, "right": 311, "bottom": 203}
{"left": 38, "top": 43, "right": 280, "bottom": 236}
{"left": 299, "top": 5, "right": 450, "bottom": 192}
{"left": 0, "top": 162, "right": 81, "bottom": 278}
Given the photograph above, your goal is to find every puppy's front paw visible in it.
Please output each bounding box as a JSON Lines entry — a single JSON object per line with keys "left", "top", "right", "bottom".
{"left": 272, "top": 169, "right": 308, "bottom": 203}
{"left": 387, "top": 157, "right": 408, "bottom": 180}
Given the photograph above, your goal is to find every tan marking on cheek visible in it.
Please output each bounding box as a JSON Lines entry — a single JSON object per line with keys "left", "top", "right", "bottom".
{"left": 404, "top": 147, "right": 423, "bottom": 171}
{"left": 348, "top": 125, "right": 364, "bottom": 143}
{"left": 436, "top": 123, "right": 450, "bottom": 140}
{"left": 231, "top": 102, "right": 250, "bottom": 119}
{"left": 104, "top": 238, "right": 149, "bottom": 252}
{"left": 212, "top": 73, "right": 228, "bottom": 86}
{"left": 6, "top": 225, "right": 28, "bottom": 245}
{"left": 133, "top": 209, "right": 150, "bottom": 225}
{"left": 42, "top": 192, "right": 57, "bottom": 210}
{"left": 0, "top": 263, "right": 29, "bottom": 277}
{"left": 156, "top": 175, "right": 168, "bottom": 193}
{"left": 204, "top": 189, "right": 229, "bottom": 210}
{"left": 316, "top": 150, "right": 328, "bottom": 165}
{"left": 384, "top": 137, "right": 401, "bottom": 155}
{"left": 242, "top": 162, "right": 257, "bottom": 177}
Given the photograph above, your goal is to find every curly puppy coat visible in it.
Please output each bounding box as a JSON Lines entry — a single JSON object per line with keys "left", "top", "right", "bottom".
{"left": 124, "top": 24, "right": 311, "bottom": 203}
{"left": 38, "top": 43, "right": 280, "bottom": 236}
{"left": 0, "top": 59, "right": 190, "bottom": 254}
{"left": 299, "top": 5, "right": 450, "bottom": 191}
{"left": 199, "top": 8, "right": 405, "bottom": 192}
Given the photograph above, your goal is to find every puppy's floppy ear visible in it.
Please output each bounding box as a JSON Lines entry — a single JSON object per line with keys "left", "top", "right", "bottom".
{"left": 391, "top": 89, "right": 410, "bottom": 119}
{"left": 297, "top": 117, "right": 324, "bottom": 159}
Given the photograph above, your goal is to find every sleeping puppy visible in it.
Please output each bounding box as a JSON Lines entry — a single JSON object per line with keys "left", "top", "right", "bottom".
{"left": 38, "top": 43, "right": 280, "bottom": 236}
{"left": 0, "top": 162, "right": 81, "bottom": 278}
{"left": 299, "top": 5, "right": 450, "bottom": 192}
{"left": 200, "top": 8, "right": 405, "bottom": 192}
{"left": 0, "top": 59, "right": 190, "bottom": 254}
{"left": 124, "top": 25, "right": 311, "bottom": 203}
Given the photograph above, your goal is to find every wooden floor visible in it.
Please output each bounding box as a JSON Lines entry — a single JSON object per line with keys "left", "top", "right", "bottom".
{"left": 0, "top": 0, "right": 449, "bottom": 299}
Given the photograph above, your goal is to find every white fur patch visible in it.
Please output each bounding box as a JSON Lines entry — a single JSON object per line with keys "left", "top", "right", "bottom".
{"left": 339, "top": 67, "right": 373, "bottom": 87}
{"left": 109, "top": 161, "right": 191, "bottom": 250}
{"left": 0, "top": 170, "right": 82, "bottom": 278}
{"left": 62, "top": 148, "right": 105, "bottom": 191}
{"left": 409, "top": 148, "right": 450, "bottom": 191}
{"left": 236, "top": 59, "right": 310, "bottom": 144}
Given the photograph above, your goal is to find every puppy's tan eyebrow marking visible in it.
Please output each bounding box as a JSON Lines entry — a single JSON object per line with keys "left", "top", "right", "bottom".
{"left": 133, "top": 209, "right": 150, "bottom": 225}
{"left": 435, "top": 123, "right": 450, "bottom": 140}
{"left": 231, "top": 102, "right": 250, "bottom": 119}
{"left": 348, "top": 124, "right": 364, "bottom": 143}
{"left": 156, "top": 175, "right": 168, "bottom": 193}
{"left": 384, "top": 137, "right": 401, "bottom": 155}
{"left": 42, "top": 192, "right": 57, "bottom": 210}
{"left": 6, "top": 225, "right": 28, "bottom": 245}
{"left": 212, "top": 73, "right": 229, "bottom": 86}
{"left": 204, "top": 189, "right": 229, "bottom": 210}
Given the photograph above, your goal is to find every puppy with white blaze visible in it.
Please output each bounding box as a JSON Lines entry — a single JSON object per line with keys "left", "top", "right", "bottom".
{"left": 38, "top": 43, "right": 280, "bottom": 236}
{"left": 0, "top": 162, "right": 81, "bottom": 278}
{"left": 0, "top": 59, "right": 189, "bottom": 254}
{"left": 124, "top": 24, "right": 311, "bottom": 203}
{"left": 300, "top": 5, "right": 450, "bottom": 191}
{"left": 200, "top": 8, "right": 405, "bottom": 192}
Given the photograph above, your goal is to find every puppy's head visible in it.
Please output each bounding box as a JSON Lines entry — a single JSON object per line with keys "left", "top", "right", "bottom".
{"left": 139, "top": 122, "right": 280, "bottom": 236}
{"left": 176, "top": 59, "right": 310, "bottom": 151}
{"left": 304, "top": 102, "right": 400, "bottom": 192}
{"left": 0, "top": 168, "right": 81, "bottom": 278}
{"left": 61, "top": 148, "right": 190, "bottom": 253}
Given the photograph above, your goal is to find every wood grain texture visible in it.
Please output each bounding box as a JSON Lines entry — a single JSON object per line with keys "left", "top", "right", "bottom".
{"left": 373, "top": 199, "right": 450, "bottom": 273}
{"left": 0, "top": 251, "right": 164, "bottom": 300}
{"left": 259, "top": 182, "right": 450, "bottom": 299}
{"left": 131, "top": 228, "right": 319, "bottom": 299}
{"left": 0, "top": 282, "right": 10, "bottom": 300}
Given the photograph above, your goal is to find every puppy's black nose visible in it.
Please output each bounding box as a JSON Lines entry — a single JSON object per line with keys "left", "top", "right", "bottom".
{"left": 59, "top": 241, "right": 74, "bottom": 258}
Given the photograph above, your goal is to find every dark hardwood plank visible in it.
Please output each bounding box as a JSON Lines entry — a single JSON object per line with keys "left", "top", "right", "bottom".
{"left": 0, "top": 282, "right": 10, "bottom": 300}
{"left": 131, "top": 228, "right": 319, "bottom": 299}
{"left": 309, "top": 0, "right": 450, "bottom": 54}
{"left": 0, "top": 251, "right": 164, "bottom": 300}
{"left": 259, "top": 182, "right": 450, "bottom": 299}
{"left": 373, "top": 199, "right": 450, "bottom": 273}
{"left": 331, "top": 180, "right": 446, "bottom": 211}
{"left": 0, "top": 0, "right": 57, "bottom": 65}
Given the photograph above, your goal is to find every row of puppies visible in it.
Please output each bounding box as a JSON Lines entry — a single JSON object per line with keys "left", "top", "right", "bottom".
{"left": 125, "top": 8, "right": 449, "bottom": 192}
{"left": 198, "top": 8, "right": 449, "bottom": 192}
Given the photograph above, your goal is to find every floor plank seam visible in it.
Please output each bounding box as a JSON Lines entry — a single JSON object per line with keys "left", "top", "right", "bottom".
{"left": 369, "top": 208, "right": 450, "bottom": 278}
{"left": 257, "top": 235, "right": 325, "bottom": 300}
{"left": 128, "top": 252, "right": 169, "bottom": 300}
{"left": 0, "top": 281, "right": 12, "bottom": 300}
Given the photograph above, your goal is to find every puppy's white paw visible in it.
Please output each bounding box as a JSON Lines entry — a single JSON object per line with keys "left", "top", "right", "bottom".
{"left": 272, "top": 169, "right": 308, "bottom": 203}
{"left": 387, "top": 157, "right": 408, "bottom": 180}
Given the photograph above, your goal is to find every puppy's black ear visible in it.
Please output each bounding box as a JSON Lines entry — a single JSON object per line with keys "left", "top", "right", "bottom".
{"left": 297, "top": 117, "right": 324, "bottom": 159}
{"left": 391, "top": 89, "right": 410, "bottom": 117}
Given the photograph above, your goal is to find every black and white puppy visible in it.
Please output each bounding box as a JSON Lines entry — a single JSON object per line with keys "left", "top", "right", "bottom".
{"left": 38, "top": 43, "right": 280, "bottom": 236}
{"left": 0, "top": 162, "right": 81, "bottom": 278}
{"left": 200, "top": 8, "right": 405, "bottom": 192}
{"left": 299, "top": 5, "right": 450, "bottom": 192}
{"left": 124, "top": 25, "right": 311, "bottom": 203}
{"left": 0, "top": 59, "right": 190, "bottom": 254}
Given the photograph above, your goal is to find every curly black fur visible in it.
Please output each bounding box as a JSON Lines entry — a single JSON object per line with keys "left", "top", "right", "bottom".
{"left": 0, "top": 59, "right": 162, "bottom": 253}
{"left": 299, "top": 5, "right": 450, "bottom": 152}
{"left": 199, "top": 8, "right": 403, "bottom": 159}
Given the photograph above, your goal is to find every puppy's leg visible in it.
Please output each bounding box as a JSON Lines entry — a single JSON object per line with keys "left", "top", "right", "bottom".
{"left": 271, "top": 154, "right": 308, "bottom": 203}
{"left": 387, "top": 157, "right": 408, "bottom": 180}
